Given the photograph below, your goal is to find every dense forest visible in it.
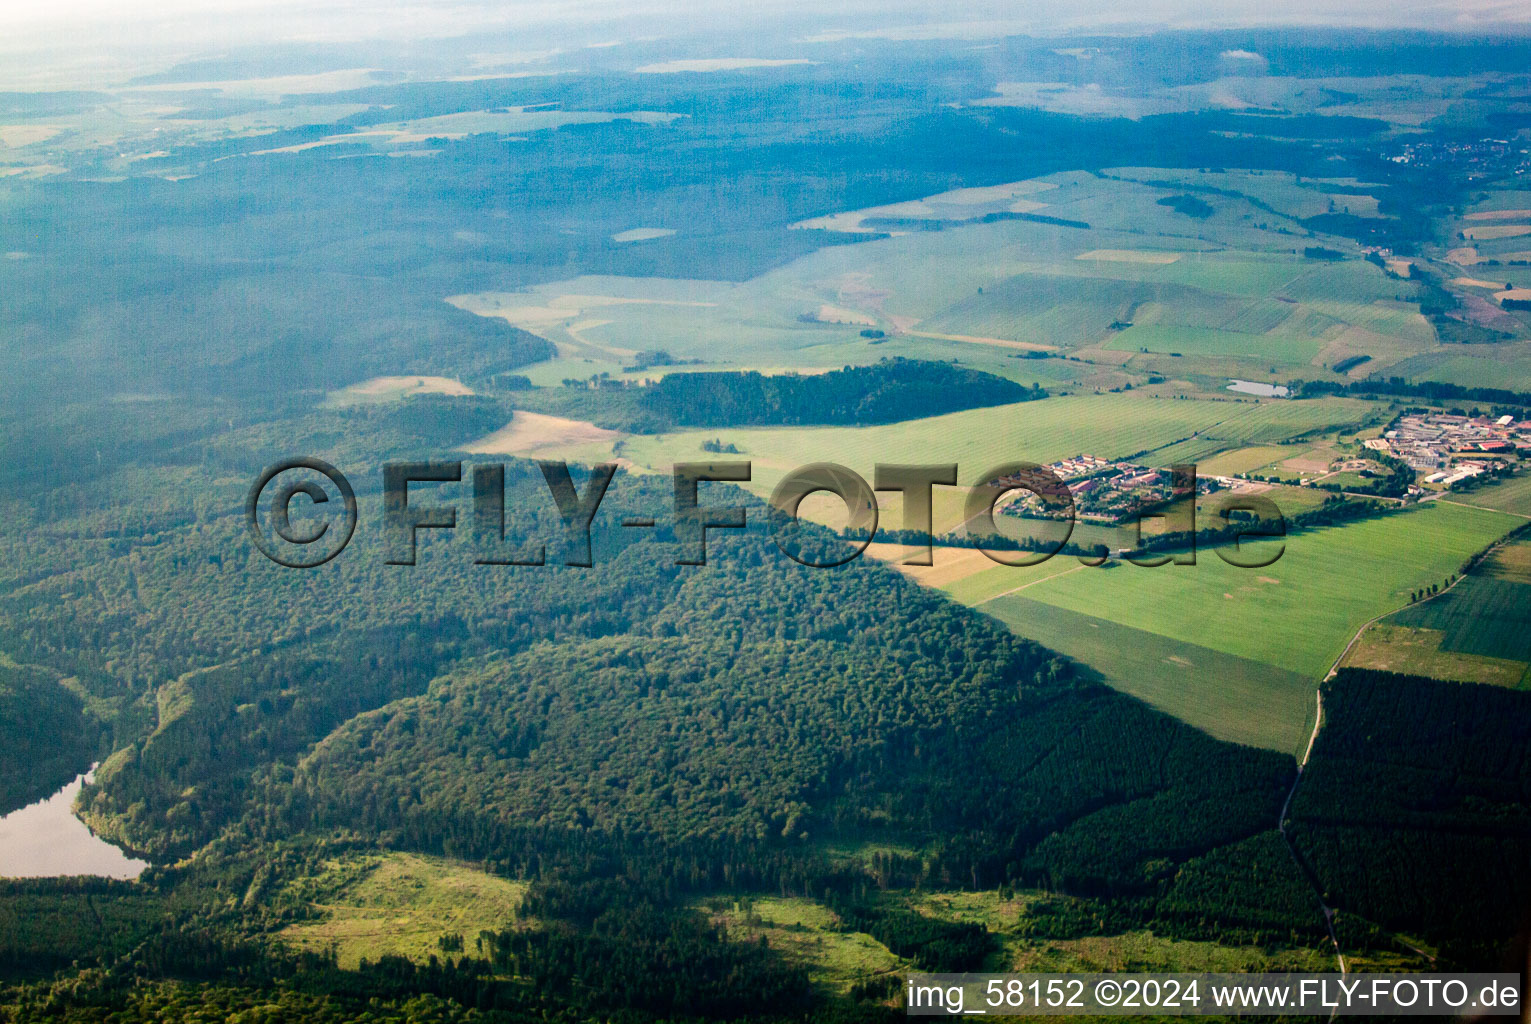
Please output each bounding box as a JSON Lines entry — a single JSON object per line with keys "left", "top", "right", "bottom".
{"left": 4, "top": 451, "right": 1525, "bottom": 1023}
{"left": 541, "top": 359, "right": 1041, "bottom": 432}
{"left": 0, "top": 666, "right": 98, "bottom": 814}
{"left": 635, "top": 359, "right": 1039, "bottom": 428}
{"left": 0, "top": 461, "right": 1326, "bottom": 1020}
{"left": 1289, "top": 669, "right": 1531, "bottom": 964}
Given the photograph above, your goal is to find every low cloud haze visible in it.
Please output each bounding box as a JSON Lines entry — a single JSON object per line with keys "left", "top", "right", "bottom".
{"left": 1, "top": 0, "right": 1528, "bottom": 90}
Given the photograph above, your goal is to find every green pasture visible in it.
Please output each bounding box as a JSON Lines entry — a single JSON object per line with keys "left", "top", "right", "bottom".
{"left": 1389, "top": 344, "right": 1531, "bottom": 392}
{"left": 1004, "top": 501, "right": 1518, "bottom": 679}
{"left": 1389, "top": 543, "right": 1531, "bottom": 663}
{"left": 1435, "top": 477, "right": 1531, "bottom": 518}
{"left": 978, "top": 592, "right": 1317, "bottom": 754}
{"left": 1107, "top": 324, "right": 1325, "bottom": 363}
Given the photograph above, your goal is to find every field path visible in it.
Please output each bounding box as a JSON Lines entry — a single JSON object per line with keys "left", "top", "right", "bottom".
{"left": 901, "top": 329, "right": 1056, "bottom": 353}
{"left": 1438, "top": 498, "right": 1531, "bottom": 520}
{"left": 973, "top": 563, "right": 1088, "bottom": 604}
{"left": 1278, "top": 688, "right": 1348, "bottom": 976}
{"left": 1325, "top": 519, "right": 1525, "bottom": 683}
{"left": 1280, "top": 522, "right": 1531, "bottom": 977}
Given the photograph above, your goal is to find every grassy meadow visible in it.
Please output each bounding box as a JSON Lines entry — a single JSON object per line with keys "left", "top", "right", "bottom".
{"left": 277, "top": 852, "right": 527, "bottom": 969}
{"left": 993, "top": 501, "right": 1517, "bottom": 675}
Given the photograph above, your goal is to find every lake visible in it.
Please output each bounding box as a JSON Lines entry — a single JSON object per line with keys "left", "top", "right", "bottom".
{"left": 0, "top": 766, "right": 148, "bottom": 879}
{"left": 1227, "top": 379, "right": 1291, "bottom": 398}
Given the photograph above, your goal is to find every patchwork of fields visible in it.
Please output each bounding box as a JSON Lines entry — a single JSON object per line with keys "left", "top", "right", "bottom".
{"left": 440, "top": 164, "right": 1531, "bottom": 753}
{"left": 493, "top": 382, "right": 1524, "bottom": 750}
{"left": 931, "top": 501, "right": 1521, "bottom": 751}
{"left": 597, "top": 393, "right": 1379, "bottom": 495}
{"left": 1385, "top": 537, "right": 1531, "bottom": 663}
{"left": 458, "top": 168, "right": 1452, "bottom": 394}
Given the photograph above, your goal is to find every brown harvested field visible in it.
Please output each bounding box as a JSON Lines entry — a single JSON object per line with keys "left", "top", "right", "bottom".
{"left": 815, "top": 303, "right": 876, "bottom": 325}
{"left": 1075, "top": 249, "right": 1183, "bottom": 264}
{"left": 1495, "top": 288, "right": 1531, "bottom": 304}
{"left": 1278, "top": 449, "right": 1334, "bottom": 474}
{"left": 325, "top": 375, "right": 474, "bottom": 406}
{"left": 1462, "top": 224, "right": 1531, "bottom": 240}
{"left": 1464, "top": 209, "right": 1531, "bottom": 220}
{"left": 1446, "top": 246, "right": 1481, "bottom": 265}
{"left": 1452, "top": 277, "right": 1508, "bottom": 289}
{"left": 1341, "top": 622, "right": 1527, "bottom": 688}
{"left": 0, "top": 125, "right": 60, "bottom": 147}
{"left": 1452, "top": 292, "right": 1520, "bottom": 329}
{"left": 864, "top": 542, "right": 997, "bottom": 588}
{"left": 902, "top": 329, "right": 1056, "bottom": 352}
{"left": 460, "top": 412, "right": 623, "bottom": 456}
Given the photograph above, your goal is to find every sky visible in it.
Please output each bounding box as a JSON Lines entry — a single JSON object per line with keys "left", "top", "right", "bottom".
{"left": 3, "top": 0, "right": 1530, "bottom": 42}
{"left": 0, "top": 0, "right": 1527, "bottom": 90}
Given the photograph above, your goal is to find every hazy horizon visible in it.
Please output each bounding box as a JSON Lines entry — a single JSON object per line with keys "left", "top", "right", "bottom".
{"left": 3, "top": 0, "right": 1530, "bottom": 92}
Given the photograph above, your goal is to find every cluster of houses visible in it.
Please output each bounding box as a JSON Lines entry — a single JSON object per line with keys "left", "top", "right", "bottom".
{"left": 1364, "top": 413, "right": 1529, "bottom": 487}
{"left": 1387, "top": 137, "right": 1531, "bottom": 182}
{"left": 1001, "top": 455, "right": 1213, "bottom": 523}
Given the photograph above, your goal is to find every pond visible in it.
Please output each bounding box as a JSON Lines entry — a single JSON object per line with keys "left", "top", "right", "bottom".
{"left": 1227, "top": 379, "right": 1291, "bottom": 398}
{"left": 0, "top": 766, "right": 148, "bottom": 879}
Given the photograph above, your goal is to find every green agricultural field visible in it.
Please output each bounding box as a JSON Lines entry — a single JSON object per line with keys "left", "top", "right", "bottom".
{"left": 449, "top": 174, "right": 1439, "bottom": 394}
{"left": 1199, "top": 445, "right": 1298, "bottom": 475}
{"left": 1002, "top": 501, "right": 1518, "bottom": 679}
{"left": 1107, "top": 324, "right": 1325, "bottom": 363}
{"left": 611, "top": 394, "right": 1236, "bottom": 493}
{"left": 911, "top": 502, "right": 1521, "bottom": 751}
{"left": 598, "top": 395, "right": 1382, "bottom": 503}
{"left": 1388, "top": 345, "right": 1531, "bottom": 393}
{"left": 1389, "top": 570, "right": 1531, "bottom": 664}
{"left": 978, "top": 595, "right": 1318, "bottom": 754}
{"left": 1106, "top": 168, "right": 1385, "bottom": 223}
{"left": 518, "top": 356, "right": 629, "bottom": 387}
{"left": 1244, "top": 484, "right": 1342, "bottom": 516}
{"left": 1202, "top": 399, "right": 1381, "bottom": 443}
{"left": 1144, "top": 434, "right": 1266, "bottom": 466}
{"left": 1146, "top": 401, "right": 1381, "bottom": 468}
{"left": 1436, "top": 477, "right": 1531, "bottom": 518}
{"left": 1151, "top": 256, "right": 1315, "bottom": 299}
{"left": 921, "top": 274, "right": 1147, "bottom": 347}
{"left": 1478, "top": 536, "right": 1531, "bottom": 583}
{"left": 1285, "top": 263, "right": 1424, "bottom": 306}
{"left": 936, "top": 553, "right": 1102, "bottom": 605}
